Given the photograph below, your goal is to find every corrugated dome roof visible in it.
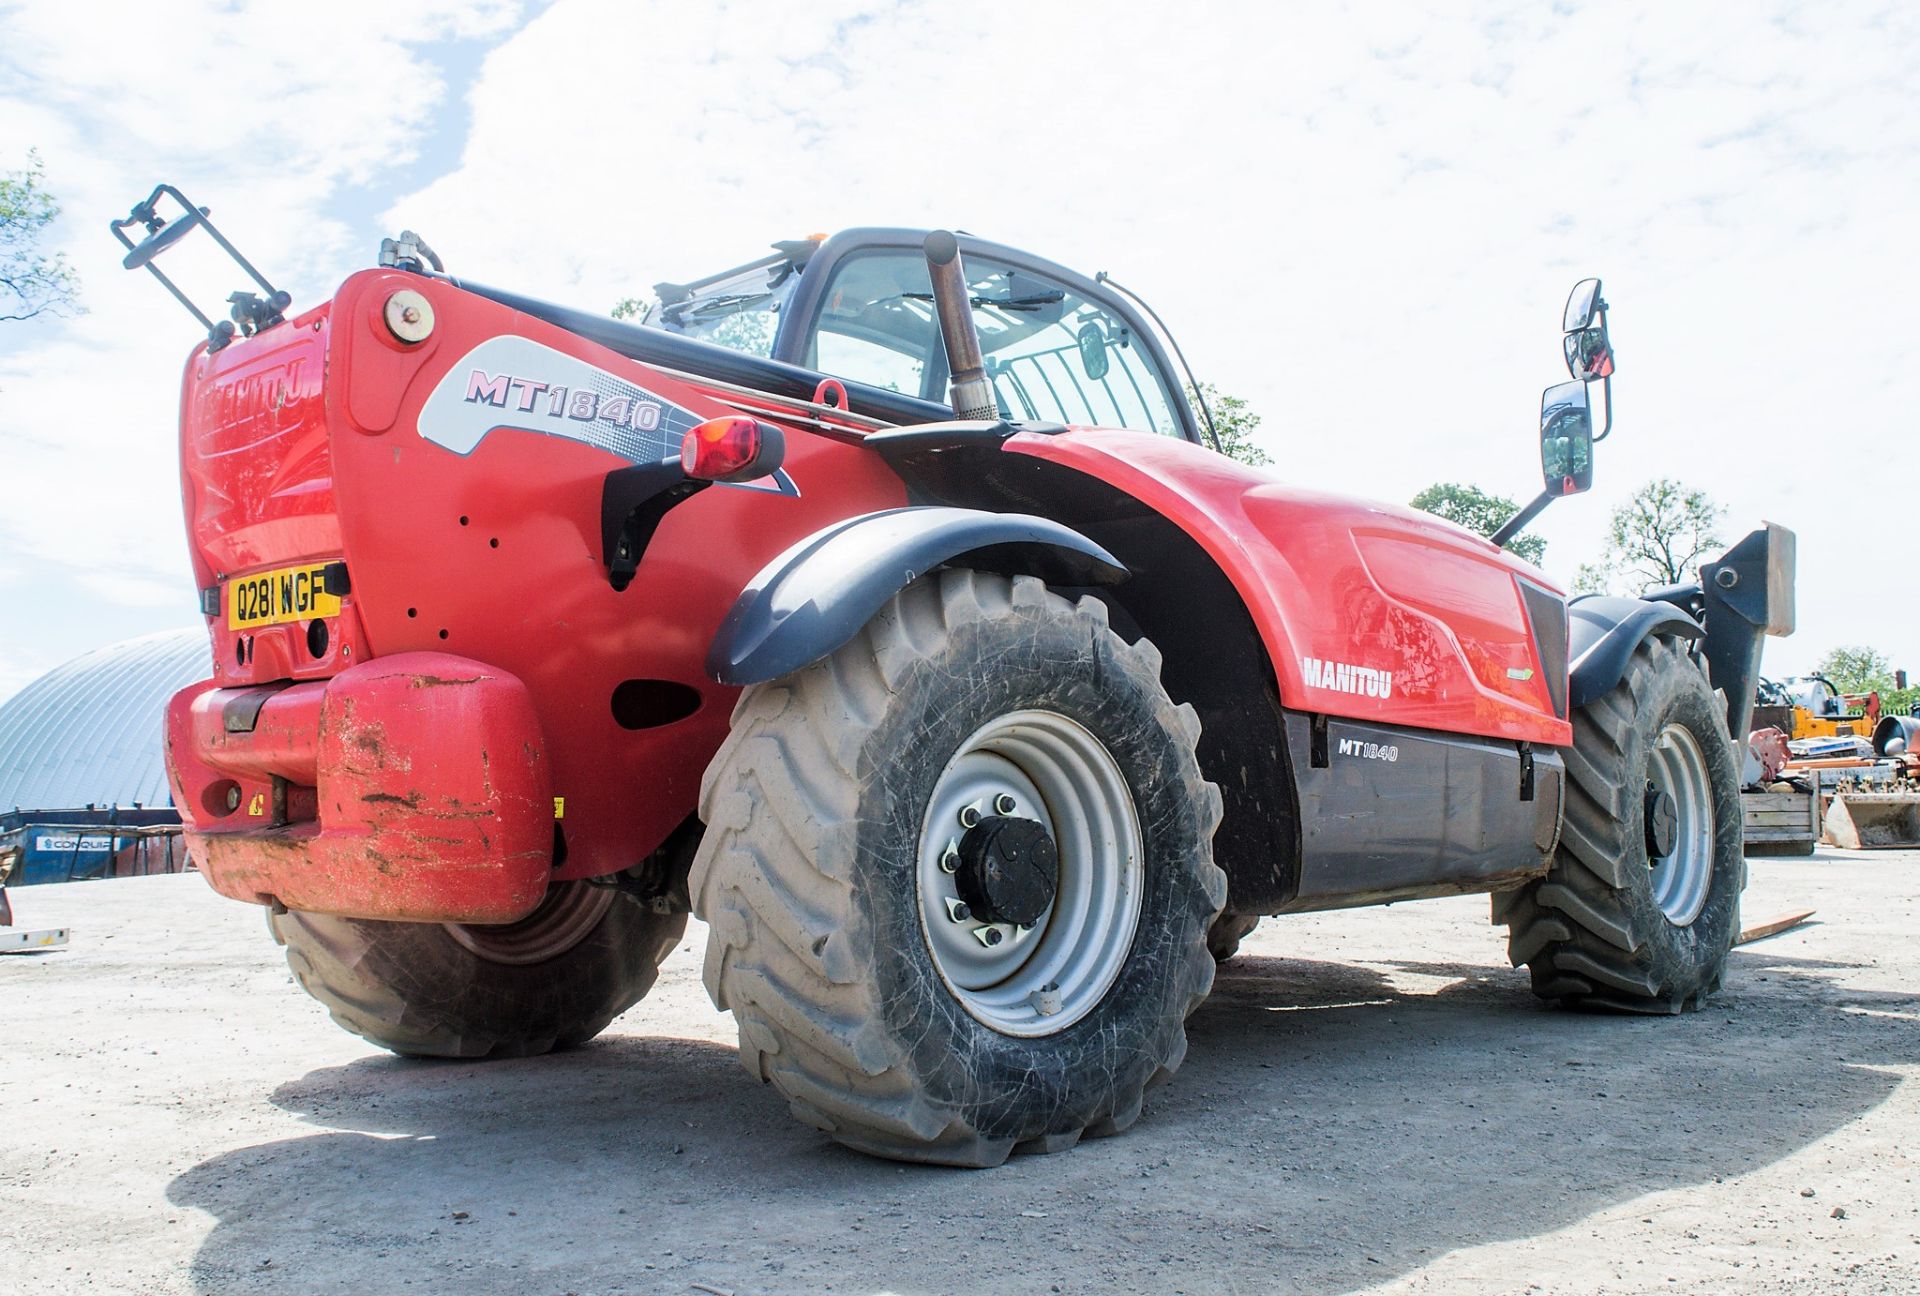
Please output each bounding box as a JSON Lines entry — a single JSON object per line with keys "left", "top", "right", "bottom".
{"left": 0, "top": 628, "right": 211, "bottom": 812}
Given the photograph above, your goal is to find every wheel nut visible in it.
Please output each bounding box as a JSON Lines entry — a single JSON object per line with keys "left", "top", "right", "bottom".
{"left": 958, "top": 803, "right": 982, "bottom": 829}
{"left": 945, "top": 897, "right": 972, "bottom": 923}
{"left": 940, "top": 841, "right": 959, "bottom": 874}
{"left": 974, "top": 925, "right": 1005, "bottom": 947}
{"left": 993, "top": 793, "right": 1017, "bottom": 815}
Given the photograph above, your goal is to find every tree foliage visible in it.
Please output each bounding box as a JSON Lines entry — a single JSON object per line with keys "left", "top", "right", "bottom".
{"left": 1816, "top": 645, "right": 1894, "bottom": 695}
{"left": 1, "top": 151, "right": 80, "bottom": 324}
{"left": 1187, "top": 382, "right": 1270, "bottom": 467}
{"left": 1409, "top": 482, "right": 1546, "bottom": 565}
{"left": 1581, "top": 478, "right": 1724, "bottom": 594}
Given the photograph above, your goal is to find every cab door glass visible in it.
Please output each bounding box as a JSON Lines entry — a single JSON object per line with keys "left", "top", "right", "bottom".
{"left": 956, "top": 257, "right": 1180, "bottom": 436}
{"left": 804, "top": 249, "right": 1181, "bottom": 434}
{"left": 802, "top": 253, "right": 939, "bottom": 397}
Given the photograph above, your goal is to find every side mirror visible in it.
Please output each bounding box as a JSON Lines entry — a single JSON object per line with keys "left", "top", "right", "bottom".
{"left": 1562, "top": 277, "right": 1615, "bottom": 383}
{"left": 1564, "top": 326, "right": 1613, "bottom": 381}
{"left": 1540, "top": 380, "right": 1594, "bottom": 496}
{"left": 1077, "top": 321, "right": 1111, "bottom": 380}
{"left": 1563, "top": 277, "right": 1601, "bottom": 332}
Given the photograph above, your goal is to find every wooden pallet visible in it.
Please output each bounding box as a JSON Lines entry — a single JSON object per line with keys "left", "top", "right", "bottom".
{"left": 1743, "top": 789, "right": 1818, "bottom": 855}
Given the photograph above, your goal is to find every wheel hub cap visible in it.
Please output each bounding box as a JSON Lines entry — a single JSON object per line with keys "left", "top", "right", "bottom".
{"left": 1643, "top": 785, "right": 1679, "bottom": 859}
{"left": 954, "top": 816, "right": 1058, "bottom": 927}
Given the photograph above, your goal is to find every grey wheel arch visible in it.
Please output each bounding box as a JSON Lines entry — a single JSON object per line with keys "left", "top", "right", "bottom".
{"left": 704, "top": 506, "right": 1126, "bottom": 686}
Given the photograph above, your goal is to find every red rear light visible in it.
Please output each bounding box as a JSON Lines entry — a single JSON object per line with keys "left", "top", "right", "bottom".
{"left": 680, "top": 416, "right": 785, "bottom": 483}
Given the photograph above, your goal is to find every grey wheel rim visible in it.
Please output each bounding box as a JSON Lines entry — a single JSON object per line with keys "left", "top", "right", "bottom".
{"left": 1648, "top": 722, "right": 1714, "bottom": 926}
{"left": 916, "top": 709, "right": 1144, "bottom": 1037}
{"left": 444, "top": 881, "right": 614, "bottom": 965}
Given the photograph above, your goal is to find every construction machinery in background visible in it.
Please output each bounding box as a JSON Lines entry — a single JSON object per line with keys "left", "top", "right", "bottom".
{"left": 1754, "top": 675, "right": 1883, "bottom": 743}
{"left": 1747, "top": 678, "right": 1920, "bottom": 849}
{"left": 121, "top": 183, "right": 1792, "bottom": 1166}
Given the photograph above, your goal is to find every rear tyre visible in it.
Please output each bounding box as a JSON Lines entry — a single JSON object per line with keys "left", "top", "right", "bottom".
{"left": 1498, "top": 633, "right": 1743, "bottom": 1012}
{"left": 691, "top": 570, "right": 1225, "bottom": 1166}
{"left": 1207, "top": 911, "right": 1261, "bottom": 962}
{"left": 270, "top": 881, "right": 686, "bottom": 1058}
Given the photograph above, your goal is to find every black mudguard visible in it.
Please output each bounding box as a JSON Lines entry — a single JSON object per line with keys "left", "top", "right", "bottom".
{"left": 1568, "top": 596, "right": 1704, "bottom": 710}
{"left": 705, "top": 506, "right": 1126, "bottom": 685}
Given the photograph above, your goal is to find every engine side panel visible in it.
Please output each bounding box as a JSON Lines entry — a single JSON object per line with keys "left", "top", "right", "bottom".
{"left": 1006, "top": 428, "right": 1573, "bottom": 748}
{"left": 1276, "top": 714, "right": 1563, "bottom": 913}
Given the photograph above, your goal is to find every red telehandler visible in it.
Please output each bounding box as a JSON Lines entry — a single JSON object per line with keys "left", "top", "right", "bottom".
{"left": 119, "top": 185, "right": 1793, "bottom": 1165}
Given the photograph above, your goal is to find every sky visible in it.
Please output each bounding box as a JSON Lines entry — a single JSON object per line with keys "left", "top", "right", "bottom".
{"left": 1, "top": 0, "right": 1916, "bottom": 702}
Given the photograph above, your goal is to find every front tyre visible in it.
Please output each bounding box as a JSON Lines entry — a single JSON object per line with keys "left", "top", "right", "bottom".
{"left": 271, "top": 882, "right": 686, "bottom": 1058}
{"left": 1498, "top": 633, "right": 1744, "bottom": 1012}
{"left": 691, "top": 571, "right": 1225, "bottom": 1166}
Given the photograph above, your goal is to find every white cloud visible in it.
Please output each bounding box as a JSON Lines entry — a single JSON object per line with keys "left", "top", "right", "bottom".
{"left": 374, "top": 0, "right": 1917, "bottom": 672}
{"left": 2, "top": 0, "right": 1915, "bottom": 692}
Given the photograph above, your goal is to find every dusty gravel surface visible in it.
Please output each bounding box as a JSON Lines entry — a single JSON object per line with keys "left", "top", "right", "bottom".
{"left": 2, "top": 848, "right": 1915, "bottom": 1295}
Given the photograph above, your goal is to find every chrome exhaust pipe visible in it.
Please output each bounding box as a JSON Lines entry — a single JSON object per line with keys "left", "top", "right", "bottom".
{"left": 923, "top": 231, "right": 997, "bottom": 420}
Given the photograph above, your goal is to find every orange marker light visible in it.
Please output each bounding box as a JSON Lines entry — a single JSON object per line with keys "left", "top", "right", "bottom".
{"left": 681, "top": 416, "right": 785, "bottom": 483}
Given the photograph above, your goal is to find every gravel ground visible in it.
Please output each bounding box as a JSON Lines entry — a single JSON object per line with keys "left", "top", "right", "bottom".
{"left": 1, "top": 848, "right": 1915, "bottom": 1295}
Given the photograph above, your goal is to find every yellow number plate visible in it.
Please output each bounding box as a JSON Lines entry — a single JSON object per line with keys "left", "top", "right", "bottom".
{"left": 227, "top": 563, "right": 341, "bottom": 630}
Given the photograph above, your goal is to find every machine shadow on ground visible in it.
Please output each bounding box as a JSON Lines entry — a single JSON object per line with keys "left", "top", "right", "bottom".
{"left": 167, "top": 946, "right": 1916, "bottom": 1296}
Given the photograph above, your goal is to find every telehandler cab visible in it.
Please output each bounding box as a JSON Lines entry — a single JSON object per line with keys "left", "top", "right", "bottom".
{"left": 120, "top": 184, "right": 1794, "bottom": 1165}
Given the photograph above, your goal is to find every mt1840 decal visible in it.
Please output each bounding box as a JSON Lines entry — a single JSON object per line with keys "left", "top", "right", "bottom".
{"left": 418, "top": 335, "right": 795, "bottom": 494}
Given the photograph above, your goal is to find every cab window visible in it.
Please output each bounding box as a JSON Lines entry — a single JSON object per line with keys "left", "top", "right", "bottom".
{"left": 803, "top": 253, "right": 940, "bottom": 397}
{"left": 804, "top": 250, "right": 1183, "bottom": 435}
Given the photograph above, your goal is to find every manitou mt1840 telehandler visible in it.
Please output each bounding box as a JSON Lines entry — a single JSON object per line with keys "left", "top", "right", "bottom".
{"left": 120, "top": 185, "right": 1793, "bottom": 1165}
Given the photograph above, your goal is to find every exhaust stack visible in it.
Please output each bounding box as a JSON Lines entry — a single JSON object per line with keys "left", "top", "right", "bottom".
{"left": 923, "top": 230, "right": 997, "bottom": 420}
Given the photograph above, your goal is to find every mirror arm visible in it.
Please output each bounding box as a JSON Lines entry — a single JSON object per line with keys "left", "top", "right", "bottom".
{"left": 1591, "top": 372, "right": 1614, "bottom": 443}
{"left": 1490, "top": 489, "right": 1554, "bottom": 551}
{"left": 1589, "top": 306, "right": 1615, "bottom": 443}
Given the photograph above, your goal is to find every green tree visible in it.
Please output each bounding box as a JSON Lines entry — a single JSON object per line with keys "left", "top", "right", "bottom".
{"left": 1582, "top": 478, "right": 1724, "bottom": 594}
{"left": 1, "top": 151, "right": 80, "bottom": 324}
{"left": 1816, "top": 645, "right": 1894, "bottom": 695}
{"left": 1187, "top": 382, "right": 1270, "bottom": 467}
{"left": 1409, "top": 482, "right": 1547, "bottom": 565}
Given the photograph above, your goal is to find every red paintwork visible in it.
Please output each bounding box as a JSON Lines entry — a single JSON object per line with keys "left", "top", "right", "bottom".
{"left": 167, "top": 269, "right": 906, "bottom": 916}
{"left": 165, "top": 653, "right": 552, "bottom": 922}
{"left": 1007, "top": 429, "right": 1572, "bottom": 747}
{"left": 165, "top": 267, "right": 1567, "bottom": 925}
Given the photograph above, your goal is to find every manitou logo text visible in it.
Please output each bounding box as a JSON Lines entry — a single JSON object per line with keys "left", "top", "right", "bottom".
{"left": 1301, "top": 656, "right": 1394, "bottom": 699}
{"left": 464, "top": 369, "right": 666, "bottom": 432}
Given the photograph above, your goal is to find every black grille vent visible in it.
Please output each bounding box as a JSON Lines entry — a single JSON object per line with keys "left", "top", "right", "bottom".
{"left": 1518, "top": 579, "right": 1570, "bottom": 719}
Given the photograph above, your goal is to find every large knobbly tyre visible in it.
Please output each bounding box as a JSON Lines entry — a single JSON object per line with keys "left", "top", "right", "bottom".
{"left": 691, "top": 570, "right": 1225, "bottom": 1167}
{"left": 1498, "top": 633, "right": 1743, "bottom": 1012}
{"left": 270, "top": 881, "right": 686, "bottom": 1058}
